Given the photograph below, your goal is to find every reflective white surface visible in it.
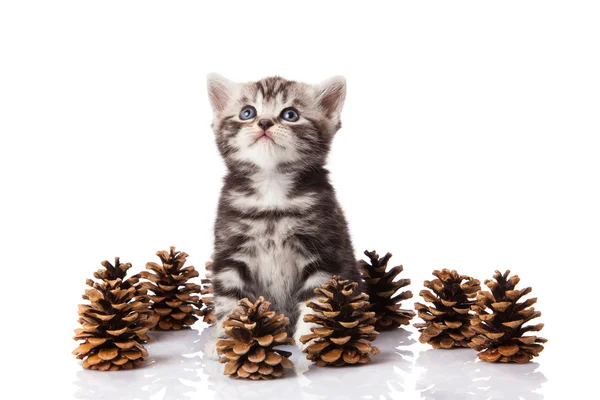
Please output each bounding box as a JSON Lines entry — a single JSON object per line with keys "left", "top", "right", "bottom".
{"left": 59, "top": 326, "right": 562, "bottom": 400}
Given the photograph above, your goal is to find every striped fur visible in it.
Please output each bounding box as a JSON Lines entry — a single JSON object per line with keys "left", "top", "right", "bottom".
{"left": 205, "top": 75, "right": 360, "bottom": 352}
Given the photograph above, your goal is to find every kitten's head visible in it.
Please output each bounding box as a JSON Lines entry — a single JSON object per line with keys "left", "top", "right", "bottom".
{"left": 207, "top": 74, "right": 346, "bottom": 171}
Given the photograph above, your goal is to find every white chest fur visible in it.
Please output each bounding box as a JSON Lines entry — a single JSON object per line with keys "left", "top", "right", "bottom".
{"left": 224, "top": 170, "right": 321, "bottom": 303}
{"left": 231, "top": 217, "right": 316, "bottom": 303}
{"left": 228, "top": 171, "right": 315, "bottom": 211}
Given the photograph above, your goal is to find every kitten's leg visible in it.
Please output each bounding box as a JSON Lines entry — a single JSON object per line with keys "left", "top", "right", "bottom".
{"left": 293, "top": 271, "right": 332, "bottom": 351}
{"left": 204, "top": 296, "right": 240, "bottom": 360}
{"left": 293, "top": 299, "right": 319, "bottom": 351}
{"left": 204, "top": 265, "right": 251, "bottom": 360}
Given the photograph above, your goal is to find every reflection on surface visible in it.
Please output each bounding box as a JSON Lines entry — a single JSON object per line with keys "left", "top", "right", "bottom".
{"left": 201, "top": 327, "right": 416, "bottom": 400}
{"left": 415, "top": 348, "right": 478, "bottom": 399}
{"left": 469, "top": 361, "right": 547, "bottom": 400}
{"left": 205, "top": 358, "right": 305, "bottom": 400}
{"left": 73, "top": 329, "right": 203, "bottom": 400}
{"left": 71, "top": 325, "right": 548, "bottom": 400}
{"left": 296, "top": 329, "right": 415, "bottom": 400}
{"left": 416, "top": 348, "right": 547, "bottom": 400}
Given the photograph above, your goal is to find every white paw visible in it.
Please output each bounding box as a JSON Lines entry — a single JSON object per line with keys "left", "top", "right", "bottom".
{"left": 294, "top": 321, "right": 316, "bottom": 352}
{"left": 204, "top": 338, "right": 221, "bottom": 361}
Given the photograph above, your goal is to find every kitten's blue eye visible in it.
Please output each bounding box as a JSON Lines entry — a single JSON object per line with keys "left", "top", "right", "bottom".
{"left": 239, "top": 106, "right": 257, "bottom": 120}
{"left": 280, "top": 108, "right": 299, "bottom": 122}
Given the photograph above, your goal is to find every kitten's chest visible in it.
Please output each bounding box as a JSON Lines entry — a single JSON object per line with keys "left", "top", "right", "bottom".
{"left": 238, "top": 217, "right": 315, "bottom": 299}
{"left": 244, "top": 217, "right": 310, "bottom": 263}
{"left": 223, "top": 170, "right": 321, "bottom": 301}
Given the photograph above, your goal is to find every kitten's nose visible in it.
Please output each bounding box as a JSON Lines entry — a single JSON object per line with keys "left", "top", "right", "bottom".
{"left": 258, "top": 119, "right": 274, "bottom": 131}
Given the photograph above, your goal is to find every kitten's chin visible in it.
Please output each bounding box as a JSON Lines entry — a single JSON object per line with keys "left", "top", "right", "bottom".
{"left": 255, "top": 135, "right": 277, "bottom": 146}
{"left": 234, "top": 143, "right": 299, "bottom": 171}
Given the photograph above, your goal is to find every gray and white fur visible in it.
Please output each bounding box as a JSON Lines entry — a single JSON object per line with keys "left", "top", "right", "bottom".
{"left": 205, "top": 74, "right": 361, "bottom": 358}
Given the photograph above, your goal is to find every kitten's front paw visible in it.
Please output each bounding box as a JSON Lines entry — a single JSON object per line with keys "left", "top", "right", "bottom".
{"left": 204, "top": 338, "right": 221, "bottom": 361}
{"left": 293, "top": 322, "right": 316, "bottom": 352}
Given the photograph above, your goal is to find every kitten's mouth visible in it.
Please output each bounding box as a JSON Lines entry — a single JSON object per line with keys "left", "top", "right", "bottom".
{"left": 252, "top": 134, "right": 284, "bottom": 149}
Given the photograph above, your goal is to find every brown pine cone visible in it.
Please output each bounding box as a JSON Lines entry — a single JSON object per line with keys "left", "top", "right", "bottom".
{"left": 300, "top": 275, "right": 380, "bottom": 367}
{"left": 73, "top": 257, "right": 151, "bottom": 370}
{"left": 139, "top": 246, "right": 202, "bottom": 330}
{"left": 217, "top": 297, "right": 294, "bottom": 380}
{"left": 359, "top": 250, "right": 415, "bottom": 331}
{"left": 414, "top": 269, "right": 481, "bottom": 349}
{"left": 469, "top": 270, "right": 547, "bottom": 363}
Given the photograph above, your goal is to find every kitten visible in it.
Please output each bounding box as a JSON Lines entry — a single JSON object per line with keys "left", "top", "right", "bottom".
{"left": 205, "top": 74, "right": 361, "bottom": 357}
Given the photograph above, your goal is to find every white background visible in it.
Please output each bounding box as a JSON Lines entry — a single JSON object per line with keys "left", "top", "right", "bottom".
{"left": 1, "top": 1, "right": 599, "bottom": 399}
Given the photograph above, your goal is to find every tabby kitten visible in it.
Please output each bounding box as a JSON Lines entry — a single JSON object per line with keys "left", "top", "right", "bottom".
{"left": 205, "top": 74, "right": 361, "bottom": 356}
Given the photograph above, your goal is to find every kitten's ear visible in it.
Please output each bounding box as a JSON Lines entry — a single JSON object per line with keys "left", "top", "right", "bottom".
{"left": 207, "top": 73, "right": 236, "bottom": 113}
{"left": 316, "top": 76, "right": 347, "bottom": 117}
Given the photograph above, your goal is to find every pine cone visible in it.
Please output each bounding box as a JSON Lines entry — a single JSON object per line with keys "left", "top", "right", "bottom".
{"left": 359, "top": 250, "right": 415, "bottom": 331}
{"left": 199, "top": 261, "right": 216, "bottom": 325}
{"left": 299, "top": 275, "right": 380, "bottom": 367}
{"left": 139, "top": 246, "right": 202, "bottom": 330}
{"left": 73, "top": 257, "right": 151, "bottom": 370}
{"left": 469, "top": 270, "right": 547, "bottom": 363}
{"left": 216, "top": 297, "right": 294, "bottom": 380}
{"left": 414, "top": 269, "right": 481, "bottom": 349}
